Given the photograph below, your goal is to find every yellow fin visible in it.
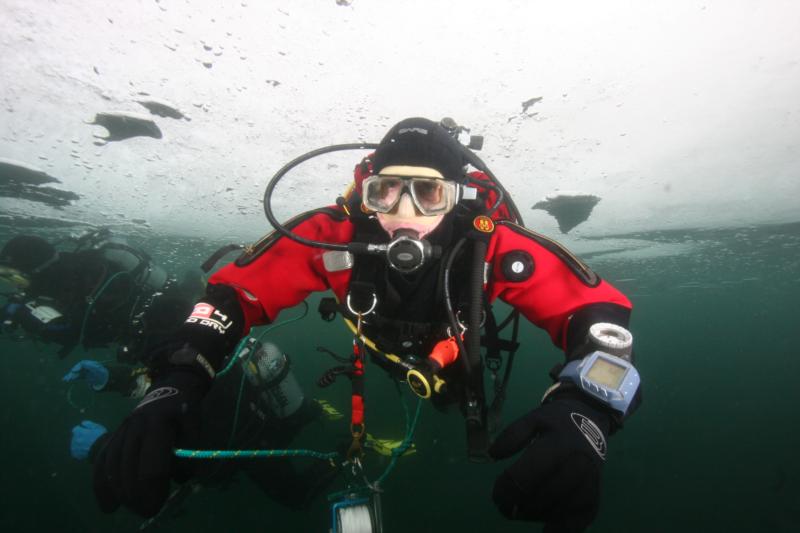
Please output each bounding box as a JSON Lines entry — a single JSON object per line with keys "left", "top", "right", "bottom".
{"left": 365, "top": 433, "right": 417, "bottom": 457}
{"left": 315, "top": 399, "right": 344, "bottom": 420}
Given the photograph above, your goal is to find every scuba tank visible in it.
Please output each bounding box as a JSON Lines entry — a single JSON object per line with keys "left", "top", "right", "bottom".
{"left": 74, "top": 230, "right": 167, "bottom": 292}
{"left": 243, "top": 340, "right": 305, "bottom": 420}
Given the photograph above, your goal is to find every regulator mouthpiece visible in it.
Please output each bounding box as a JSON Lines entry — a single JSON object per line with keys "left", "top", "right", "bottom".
{"left": 385, "top": 229, "right": 439, "bottom": 274}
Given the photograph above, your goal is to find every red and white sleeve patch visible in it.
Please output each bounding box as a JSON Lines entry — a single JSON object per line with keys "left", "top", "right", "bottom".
{"left": 189, "top": 303, "right": 215, "bottom": 320}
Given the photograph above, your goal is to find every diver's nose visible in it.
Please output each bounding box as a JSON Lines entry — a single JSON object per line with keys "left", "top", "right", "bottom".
{"left": 394, "top": 192, "right": 418, "bottom": 218}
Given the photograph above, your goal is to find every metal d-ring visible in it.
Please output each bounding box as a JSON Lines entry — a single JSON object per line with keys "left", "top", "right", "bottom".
{"left": 455, "top": 308, "right": 486, "bottom": 331}
{"left": 346, "top": 292, "right": 377, "bottom": 317}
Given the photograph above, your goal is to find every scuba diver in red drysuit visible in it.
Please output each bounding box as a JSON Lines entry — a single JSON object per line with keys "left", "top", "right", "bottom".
{"left": 91, "top": 117, "right": 641, "bottom": 533}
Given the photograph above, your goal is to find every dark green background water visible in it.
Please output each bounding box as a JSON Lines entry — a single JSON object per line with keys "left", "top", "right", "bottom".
{"left": 1, "top": 221, "right": 798, "bottom": 532}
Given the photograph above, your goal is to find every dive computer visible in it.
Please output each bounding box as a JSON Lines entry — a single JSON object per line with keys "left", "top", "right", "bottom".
{"left": 558, "top": 350, "right": 641, "bottom": 416}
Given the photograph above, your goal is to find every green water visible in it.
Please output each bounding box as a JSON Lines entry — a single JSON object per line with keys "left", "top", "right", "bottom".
{"left": 1, "top": 221, "right": 798, "bottom": 532}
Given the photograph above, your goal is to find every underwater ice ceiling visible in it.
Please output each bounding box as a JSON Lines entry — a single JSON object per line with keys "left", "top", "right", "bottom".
{"left": 0, "top": 0, "right": 798, "bottom": 240}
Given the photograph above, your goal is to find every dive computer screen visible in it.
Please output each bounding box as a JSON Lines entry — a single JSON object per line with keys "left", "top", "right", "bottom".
{"left": 586, "top": 357, "right": 627, "bottom": 389}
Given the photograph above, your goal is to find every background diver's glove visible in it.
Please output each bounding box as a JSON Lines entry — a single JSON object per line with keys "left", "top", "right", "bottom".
{"left": 92, "top": 369, "right": 209, "bottom": 518}
{"left": 70, "top": 420, "right": 108, "bottom": 460}
{"left": 1, "top": 301, "right": 22, "bottom": 323}
{"left": 489, "top": 390, "right": 611, "bottom": 533}
{"left": 63, "top": 360, "right": 110, "bottom": 391}
{"left": 0, "top": 301, "right": 28, "bottom": 336}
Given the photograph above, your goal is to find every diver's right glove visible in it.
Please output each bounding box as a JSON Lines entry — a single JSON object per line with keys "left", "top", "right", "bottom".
{"left": 92, "top": 367, "right": 209, "bottom": 518}
{"left": 70, "top": 420, "right": 108, "bottom": 460}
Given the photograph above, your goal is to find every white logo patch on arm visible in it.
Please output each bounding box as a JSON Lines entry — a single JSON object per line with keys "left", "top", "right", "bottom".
{"left": 185, "top": 302, "right": 233, "bottom": 334}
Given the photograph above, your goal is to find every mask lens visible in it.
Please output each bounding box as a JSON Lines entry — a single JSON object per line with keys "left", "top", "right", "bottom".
{"left": 363, "top": 175, "right": 457, "bottom": 215}
{"left": 410, "top": 178, "right": 448, "bottom": 214}
{"left": 364, "top": 176, "right": 404, "bottom": 212}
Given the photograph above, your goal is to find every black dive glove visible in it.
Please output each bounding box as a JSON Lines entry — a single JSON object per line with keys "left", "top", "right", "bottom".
{"left": 92, "top": 368, "right": 208, "bottom": 518}
{"left": 489, "top": 390, "right": 611, "bottom": 533}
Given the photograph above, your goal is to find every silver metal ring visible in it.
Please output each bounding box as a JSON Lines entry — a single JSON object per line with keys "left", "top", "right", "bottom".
{"left": 346, "top": 292, "right": 377, "bottom": 316}
{"left": 456, "top": 309, "right": 486, "bottom": 330}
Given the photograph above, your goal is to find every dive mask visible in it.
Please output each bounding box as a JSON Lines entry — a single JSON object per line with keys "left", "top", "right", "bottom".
{"left": 362, "top": 175, "right": 459, "bottom": 216}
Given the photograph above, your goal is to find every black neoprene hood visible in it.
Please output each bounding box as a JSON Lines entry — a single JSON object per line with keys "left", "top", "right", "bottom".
{"left": 0, "top": 235, "right": 57, "bottom": 273}
{"left": 372, "top": 117, "right": 467, "bottom": 180}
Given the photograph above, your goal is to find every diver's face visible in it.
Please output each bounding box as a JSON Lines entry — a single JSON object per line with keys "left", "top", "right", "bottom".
{"left": 373, "top": 165, "right": 446, "bottom": 239}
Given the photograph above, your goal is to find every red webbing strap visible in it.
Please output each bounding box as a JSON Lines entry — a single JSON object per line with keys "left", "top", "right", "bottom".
{"left": 348, "top": 337, "right": 366, "bottom": 459}
{"left": 351, "top": 338, "right": 365, "bottom": 425}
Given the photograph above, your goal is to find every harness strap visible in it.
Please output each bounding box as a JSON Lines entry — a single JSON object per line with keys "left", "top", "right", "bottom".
{"left": 346, "top": 220, "right": 383, "bottom": 316}
{"left": 347, "top": 311, "right": 371, "bottom": 461}
{"left": 351, "top": 338, "right": 365, "bottom": 429}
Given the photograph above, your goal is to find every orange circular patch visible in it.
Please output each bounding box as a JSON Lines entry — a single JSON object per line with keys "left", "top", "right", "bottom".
{"left": 473, "top": 215, "right": 495, "bottom": 233}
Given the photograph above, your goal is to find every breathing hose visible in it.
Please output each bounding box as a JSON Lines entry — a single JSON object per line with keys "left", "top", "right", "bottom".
{"left": 263, "top": 143, "right": 378, "bottom": 251}
{"left": 373, "top": 389, "right": 423, "bottom": 487}
{"left": 466, "top": 239, "right": 486, "bottom": 374}
{"left": 78, "top": 271, "right": 130, "bottom": 349}
{"left": 216, "top": 300, "right": 310, "bottom": 378}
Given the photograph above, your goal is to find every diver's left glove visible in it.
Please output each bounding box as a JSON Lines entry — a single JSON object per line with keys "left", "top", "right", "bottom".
{"left": 63, "top": 360, "right": 110, "bottom": 390}
{"left": 489, "top": 390, "right": 611, "bottom": 533}
{"left": 92, "top": 367, "right": 209, "bottom": 518}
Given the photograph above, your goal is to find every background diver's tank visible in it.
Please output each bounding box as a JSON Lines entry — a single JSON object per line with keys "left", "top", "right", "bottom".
{"left": 74, "top": 230, "right": 168, "bottom": 292}
{"left": 244, "top": 340, "right": 305, "bottom": 419}
{"left": 99, "top": 236, "right": 167, "bottom": 291}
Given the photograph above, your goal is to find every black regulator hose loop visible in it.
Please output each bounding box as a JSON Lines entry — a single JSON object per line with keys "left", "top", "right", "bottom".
{"left": 263, "top": 143, "right": 378, "bottom": 251}
{"left": 465, "top": 176, "right": 505, "bottom": 218}
{"left": 456, "top": 145, "right": 524, "bottom": 225}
